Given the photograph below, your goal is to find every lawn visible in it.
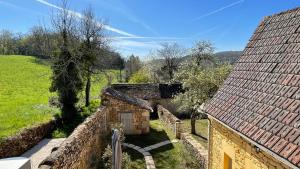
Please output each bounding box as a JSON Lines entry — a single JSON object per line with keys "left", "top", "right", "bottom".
{"left": 124, "top": 120, "right": 202, "bottom": 169}
{"left": 0, "top": 55, "right": 119, "bottom": 140}
{"left": 181, "top": 119, "right": 208, "bottom": 148}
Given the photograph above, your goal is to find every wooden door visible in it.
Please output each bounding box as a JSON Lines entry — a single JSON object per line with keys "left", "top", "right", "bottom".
{"left": 120, "top": 113, "right": 133, "bottom": 134}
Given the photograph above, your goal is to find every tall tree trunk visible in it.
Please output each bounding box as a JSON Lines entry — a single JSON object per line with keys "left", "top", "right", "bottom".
{"left": 119, "top": 69, "right": 122, "bottom": 82}
{"left": 85, "top": 71, "right": 91, "bottom": 107}
{"left": 191, "top": 111, "right": 196, "bottom": 134}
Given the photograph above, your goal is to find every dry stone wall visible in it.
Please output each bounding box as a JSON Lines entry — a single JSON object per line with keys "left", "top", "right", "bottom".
{"left": 181, "top": 133, "right": 208, "bottom": 169}
{"left": 38, "top": 107, "right": 108, "bottom": 169}
{"left": 157, "top": 105, "right": 182, "bottom": 138}
{"left": 0, "top": 119, "right": 57, "bottom": 158}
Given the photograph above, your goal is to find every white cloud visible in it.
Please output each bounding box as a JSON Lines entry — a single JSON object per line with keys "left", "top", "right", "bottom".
{"left": 192, "top": 0, "right": 245, "bottom": 21}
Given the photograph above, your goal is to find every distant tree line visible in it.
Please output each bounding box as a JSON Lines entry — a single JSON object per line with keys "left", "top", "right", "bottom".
{"left": 0, "top": 28, "right": 124, "bottom": 70}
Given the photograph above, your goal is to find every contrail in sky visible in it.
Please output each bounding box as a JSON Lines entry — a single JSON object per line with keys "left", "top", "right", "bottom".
{"left": 192, "top": 0, "right": 245, "bottom": 21}
{"left": 35, "top": 0, "right": 136, "bottom": 37}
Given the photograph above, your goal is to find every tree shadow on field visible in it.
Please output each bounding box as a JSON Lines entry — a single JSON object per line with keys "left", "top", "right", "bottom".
{"left": 31, "top": 58, "right": 50, "bottom": 66}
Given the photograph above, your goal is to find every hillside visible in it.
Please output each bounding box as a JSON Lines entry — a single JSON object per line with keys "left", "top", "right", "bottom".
{"left": 214, "top": 51, "right": 243, "bottom": 64}
{"left": 0, "top": 55, "right": 118, "bottom": 139}
{"left": 0, "top": 55, "right": 56, "bottom": 139}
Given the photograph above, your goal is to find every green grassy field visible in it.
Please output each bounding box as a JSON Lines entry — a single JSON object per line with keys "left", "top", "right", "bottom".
{"left": 0, "top": 55, "right": 118, "bottom": 140}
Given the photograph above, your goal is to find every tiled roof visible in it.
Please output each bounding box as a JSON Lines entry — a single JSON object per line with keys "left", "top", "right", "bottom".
{"left": 102, "top": 87, "right": 153, "bottom": 112}
{"left": 205, "top": 7, "right": 300, "bottom": 168}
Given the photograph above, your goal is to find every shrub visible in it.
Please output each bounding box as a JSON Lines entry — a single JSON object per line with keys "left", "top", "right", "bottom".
{"left": 102, "top": 145, "right": 132, "bottom": 169}
{"left": 128, "top": 69, "right": 151, "bottom": 83}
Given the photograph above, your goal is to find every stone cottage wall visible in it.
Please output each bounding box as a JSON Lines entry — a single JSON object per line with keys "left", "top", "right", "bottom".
{"left": 209, "top": 119, "right": 291, "bottom": 169}
{"left": 0, "top": 119, "right": 57, "bottom": 158}
{"left": 157, "top": 105, "right": 182, "bottom": 138}
{"left": 102, "top": 94, "right": 150, "bottom": 135}
{"left": 38, "top": 106, "right": 108, "bottom": 169}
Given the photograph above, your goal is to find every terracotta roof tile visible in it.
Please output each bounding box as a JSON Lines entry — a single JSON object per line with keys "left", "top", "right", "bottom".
{"left": 272, "top": 138, "right": 289, "bottom": 153}
{"left": 288, "top": 147, "right": 300, "bottom": 166}
{"left": 265, "top": 135, "right": 280, "bottom": 149}
{"left": 278, "top": 126, "right": 293, "bottom": 138}
{"left": 285, "top": 128, "right": 300, "bottom": 143}
{"left": 204, "top": 7, "right": 300, "bottom": 168}
{"left": 280, "top": 143, "right": 298, "bottom": 158}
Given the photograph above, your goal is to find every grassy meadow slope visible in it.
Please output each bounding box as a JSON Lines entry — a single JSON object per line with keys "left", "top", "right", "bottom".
{"left": 0, "top": 55, "right": 56, "bottom": 139}
{"left": 0, "top": 55, "right": 118, "bottom": 140}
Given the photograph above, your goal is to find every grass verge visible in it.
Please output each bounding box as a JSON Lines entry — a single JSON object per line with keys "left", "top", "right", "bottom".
{"left": 181, "top": 119, "right": 208, "bottom": 149}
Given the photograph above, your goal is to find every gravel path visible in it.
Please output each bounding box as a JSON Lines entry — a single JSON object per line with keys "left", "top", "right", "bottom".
{"left": 21, "top": 138, "right": 65, "bottom": 169}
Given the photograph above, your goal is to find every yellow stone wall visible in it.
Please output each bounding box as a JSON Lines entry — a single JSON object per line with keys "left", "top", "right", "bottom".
{"left": 209, "top": 119, "right": 291, "bottom": 169}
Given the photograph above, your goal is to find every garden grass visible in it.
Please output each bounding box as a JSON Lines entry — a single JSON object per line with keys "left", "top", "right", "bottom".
{"left": 0, "top": 55, "right": 57, "bottom": 140}
{"left": 125, "top": 120, "right": 202, "bottom": 169}
{"left": 0, "top": 55, "right": 119, "bottom": 140}
{"left": 181, "top": 119, "right": 208, "bottom": 148}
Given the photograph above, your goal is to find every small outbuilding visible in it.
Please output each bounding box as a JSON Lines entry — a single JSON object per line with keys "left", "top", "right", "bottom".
{"left": 101, "top": 87, "right": 153, "bottom": 135}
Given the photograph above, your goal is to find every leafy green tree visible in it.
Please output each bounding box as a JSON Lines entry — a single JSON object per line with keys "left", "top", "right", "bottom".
{"left": 173, "top": 41, "right": 231, "bottom": 134}
{"left": 50, "top": 0, "right": 83, "bottom": 121}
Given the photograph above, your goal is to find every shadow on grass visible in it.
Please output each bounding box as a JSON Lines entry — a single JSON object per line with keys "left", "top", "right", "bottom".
{"left": 194, "top": 133, "right": 208, "bottom": 141}
{"left": 51, "top": 113, "right": 87, "bottom": 138}
{"left": 31, "top": 58, "right": 51, "bottom": 66}
{"left": 125, "top": 127, "right": 172, "bottom": 148}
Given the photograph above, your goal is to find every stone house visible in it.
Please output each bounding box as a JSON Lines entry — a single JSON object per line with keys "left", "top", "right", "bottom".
{"left": 203, "top": 7, "right": 300, "bottom": 169}
{"left": 101, "top": 87, "right": 153, "bottom": 135}
{"left": 111, "top": 83, "right": 182, "bottom": 113}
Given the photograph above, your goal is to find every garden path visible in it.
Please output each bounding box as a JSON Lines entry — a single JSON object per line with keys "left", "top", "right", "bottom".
{"left": 123, "top": 139, "right": 179, "bottom": 169}
{"left": 21, "top": 138, "right": 65, "bottom": 169}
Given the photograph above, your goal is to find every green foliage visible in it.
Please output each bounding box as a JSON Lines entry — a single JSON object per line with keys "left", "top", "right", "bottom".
{"left": 173, "top": 61, "right": 231, "bottom": 112}
{"left": 173, "top": 41, "right": 232, "bottom": 114}
{"left": 0, "top": 55, "right": 59, "bottom": 139}
{"left": 50, "top": 47, "right": 83, "bottom": 121}
{"left": 0, "top": 55, "right": 118, "bottom": 139}
{"left": 128, "top": 69, "right": 151, "bottom": 83}
{"left": 102, "top": 145, "right": 132, "bottom": 169}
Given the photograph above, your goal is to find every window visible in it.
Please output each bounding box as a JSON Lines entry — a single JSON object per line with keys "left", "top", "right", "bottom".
{"left": 224, "top": 153, "right": 232, "bottom": 169}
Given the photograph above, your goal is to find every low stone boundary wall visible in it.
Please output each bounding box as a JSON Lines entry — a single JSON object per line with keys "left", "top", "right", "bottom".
{"left": 0, "top": 119, "right": 57, "bottom": 158}
{"left": 38, "top": 106, "right": 108, "bottom": 169}
{"left": 157, "top": 105, "right": 182, "bottom": 138}
{"left": 181, "top": 133, "right": 208, "bottom": 169}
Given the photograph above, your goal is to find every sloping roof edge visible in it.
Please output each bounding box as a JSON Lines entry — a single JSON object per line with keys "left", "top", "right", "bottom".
{"left": 102, "top": 87, "right": 153, "bottom": 112}
{"left": 207, "top": 114, "right": 298, "bottom": 169}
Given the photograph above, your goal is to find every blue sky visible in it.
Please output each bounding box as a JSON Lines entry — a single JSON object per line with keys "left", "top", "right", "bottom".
{"left": 1, "top": 0, "right": 300, "bottom": 58}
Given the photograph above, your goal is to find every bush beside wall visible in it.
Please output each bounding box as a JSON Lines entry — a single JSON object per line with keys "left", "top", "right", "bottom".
{"left": 0, "top": 119, "right": 57, "bottom": 158}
